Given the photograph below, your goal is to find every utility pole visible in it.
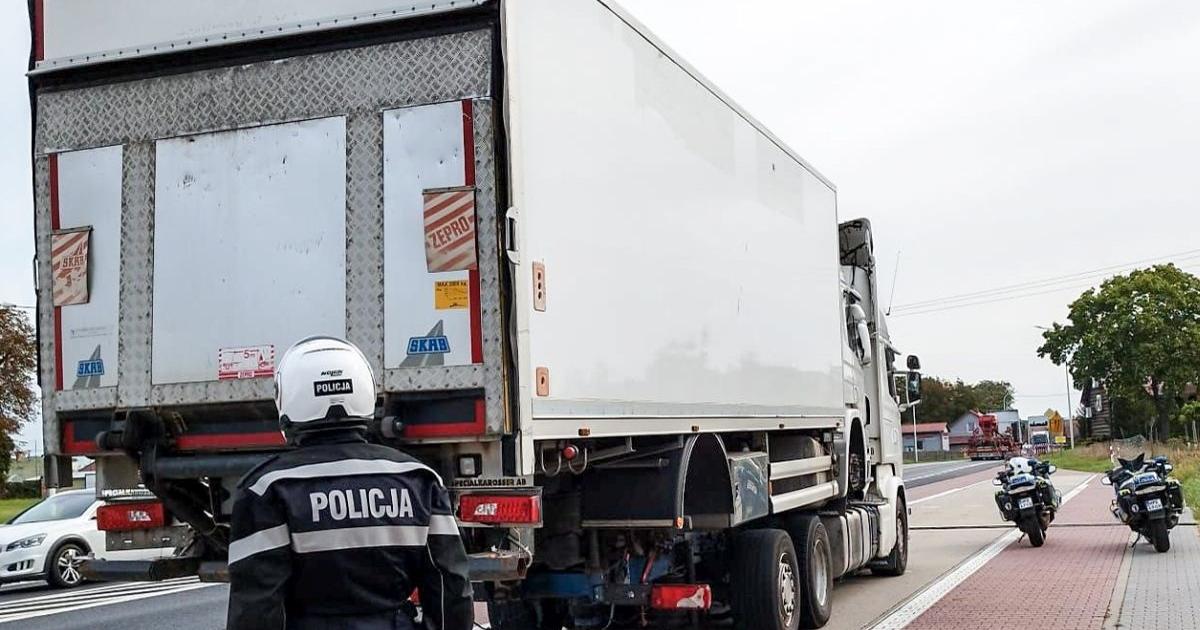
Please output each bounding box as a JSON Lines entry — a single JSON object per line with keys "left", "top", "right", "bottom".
{"left": 1035, "top": 325, "right": 1076, "bottom": 449}
{"left": 1064, "top": 361, "right": 1075, "bottom": 449}
{"left": 911, "top": 404, "right": 919, "bottom": 463}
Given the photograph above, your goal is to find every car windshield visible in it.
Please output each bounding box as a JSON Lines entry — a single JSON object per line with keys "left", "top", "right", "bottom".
{"left": 9, "top": 493, "right": 94, "bottom": 525}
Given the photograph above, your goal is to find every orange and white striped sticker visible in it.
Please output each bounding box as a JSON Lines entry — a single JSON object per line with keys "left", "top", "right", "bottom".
{"left": 51, "top": 228, "right": 91, "bottom": 306}
{"left": 423, "top": 186, "right": 477, "bottom": 273}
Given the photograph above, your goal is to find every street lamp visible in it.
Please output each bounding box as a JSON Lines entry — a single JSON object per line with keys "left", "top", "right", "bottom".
{"left": 1035, "top": 325, "right": 1075, "bottom": 449}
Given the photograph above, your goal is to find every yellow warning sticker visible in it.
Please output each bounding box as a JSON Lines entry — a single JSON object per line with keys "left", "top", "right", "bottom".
{"left": 434, "top": 280, "right": 470, "bottom": 310}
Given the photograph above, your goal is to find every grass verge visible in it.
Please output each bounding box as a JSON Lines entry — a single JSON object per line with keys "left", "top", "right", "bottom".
{"left": 0, "top": 498, "right": 39, "bottom": 523}
{"left": 1047, "top": 442, "right": 1200, "bottom": 514}
{"left": 1045, "top": 446, "right": 1113, "bottom": 473}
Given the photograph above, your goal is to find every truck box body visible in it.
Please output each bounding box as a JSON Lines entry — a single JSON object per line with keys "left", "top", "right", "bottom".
{"left": 32, "top": 3, "right": 914, "bottom": 622}
{"left": 33, "top": 0, "right": 844, "bottom": 473}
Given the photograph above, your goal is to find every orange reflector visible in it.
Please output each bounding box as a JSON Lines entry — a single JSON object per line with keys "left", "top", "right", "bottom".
{"left": 651, "top": 584, "right": 712, "bottom": 610}
{"left": 458, "top": 494, "right": 542, "bottom": 525}
{"left": 96, "top": 501, "right": 165, "bottom": 531}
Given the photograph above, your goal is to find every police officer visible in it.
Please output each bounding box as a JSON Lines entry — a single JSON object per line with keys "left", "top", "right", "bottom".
{"left": 226, "top": 336, "right": 473, "bottom": 630}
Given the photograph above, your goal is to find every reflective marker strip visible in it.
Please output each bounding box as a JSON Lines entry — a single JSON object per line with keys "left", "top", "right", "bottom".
{"left": 228, "top": 524, "right": 291, "bottom": 565}
{"left": 248, "top": 459, "right": 443, "bottom": 495}
{"left": 291, "top": 525, "right": 430, "bottom": 554}
{"left": 429, "top": 514, "right": 461, "bottom": 536}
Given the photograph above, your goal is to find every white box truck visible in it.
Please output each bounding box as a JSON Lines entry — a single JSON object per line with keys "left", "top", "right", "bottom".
{"left": 29, "top": 1, "right": 923, "bottom": 627}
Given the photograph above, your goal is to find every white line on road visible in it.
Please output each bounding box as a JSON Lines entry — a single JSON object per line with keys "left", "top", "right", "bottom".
{"left": 0, "top": 579, "right": 216, "bottom": 625}
{"left": 905, "top": 463, "right": 997, "bottom": 484}
{"left": 872, "top": 474, "right": 1097, "bottom": 629}
{"left": 909, "top": 478, "right": 994, "bottom": 506}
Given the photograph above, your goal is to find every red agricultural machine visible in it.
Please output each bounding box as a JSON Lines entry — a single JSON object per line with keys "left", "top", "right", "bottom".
{"left": 966, "top": 413, "right": 1019, "bottom": 461}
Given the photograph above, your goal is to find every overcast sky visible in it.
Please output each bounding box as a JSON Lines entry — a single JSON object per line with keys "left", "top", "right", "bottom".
{"left": 3, "top": 2, "right": 1200, "bottom": 448}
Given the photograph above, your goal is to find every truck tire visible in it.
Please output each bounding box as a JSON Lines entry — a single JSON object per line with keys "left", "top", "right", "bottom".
{"left": 787, "top": 514, "right": 833, "bottom": 629}
{"left": 486, "top": 599, "right": 567, "bottom": 630}
{"left": 1150, "top": 519, "right": 1171, "bottom": 553}
{"left": 872, "top": 497, "right": 908, "bottom": 577}
{"left": 731, "top": 529, "right": 801, "bottom": 630}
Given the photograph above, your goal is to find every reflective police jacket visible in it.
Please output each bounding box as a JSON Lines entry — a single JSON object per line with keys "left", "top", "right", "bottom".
{"left": 226, "top": 435, "right": 472, "bottom": 630}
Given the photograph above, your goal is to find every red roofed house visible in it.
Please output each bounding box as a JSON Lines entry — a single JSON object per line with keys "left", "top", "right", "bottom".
{"left": 903, "top": 422, "right": 950, "bottom": 453}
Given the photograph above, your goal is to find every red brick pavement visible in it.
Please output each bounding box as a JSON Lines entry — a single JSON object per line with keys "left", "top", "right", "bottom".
{"left": 906, "top": 478, "right": 1127, "bottom": 630}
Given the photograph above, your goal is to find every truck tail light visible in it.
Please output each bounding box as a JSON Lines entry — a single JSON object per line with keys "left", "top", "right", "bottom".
{"left": 651, "top": 584, "right": 712, "bottom": 610}
{"left": 96, "top": 501, "right": 165, "bottom": 531}
{"left": 458, "top": 494, "right": 541, "bottom": 525}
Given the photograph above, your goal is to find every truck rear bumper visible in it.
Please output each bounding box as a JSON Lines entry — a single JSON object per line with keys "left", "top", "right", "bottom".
{"left": 82, "top": 550, "right": 528, "bottom": 584}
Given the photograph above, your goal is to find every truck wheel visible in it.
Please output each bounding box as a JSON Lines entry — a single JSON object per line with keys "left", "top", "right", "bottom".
{"left": 1150, "top": 520, "right": 1171, "bottom": 553}
{"left": 787, "top": 515, "right": 833, "bottom": 629}
{"left": 48, "top": 542, "right": 87, "bottom": 588}
{"left": 486, "top": 599, "right": 567, "bottom": 630}
{"left": 872, "top": 497, "right": 908, "bottom": 577}
{"left": 731, "top": 529, "right": 801, "bottom": 630}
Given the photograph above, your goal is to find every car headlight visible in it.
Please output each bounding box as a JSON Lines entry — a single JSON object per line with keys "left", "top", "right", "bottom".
{"left": 5, "top": 535, "right": 46, "bottom": 552}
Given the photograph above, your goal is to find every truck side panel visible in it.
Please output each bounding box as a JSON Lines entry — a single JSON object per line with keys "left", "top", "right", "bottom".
{"left": 54, "top": 146, "right": 123, "bottom": 393}
{"left": 383, "top": 101, "right": 479, "bottom": 370}
{"left": 505, "top": 0, "right": 844, "bottom": 440}
{"left": 152, "top": 117, "right": 349, "bottom": 385}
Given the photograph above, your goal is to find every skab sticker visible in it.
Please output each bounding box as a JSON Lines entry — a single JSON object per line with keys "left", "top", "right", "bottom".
{"left": 407, "top": 335, "right": 450, "bottom": 356}
{"left": 76, "top": 359, "right": 105, "bottom": 377}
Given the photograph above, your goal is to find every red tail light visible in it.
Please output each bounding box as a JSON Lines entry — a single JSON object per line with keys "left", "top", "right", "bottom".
{"left": 651, "top": 584, "right": 712, "bottom": 610}
{"left": 458, "top": 494, "right": 542, "bottom": 525}
{"left": 97, "top": 501, "right": 165, "bottom": 531}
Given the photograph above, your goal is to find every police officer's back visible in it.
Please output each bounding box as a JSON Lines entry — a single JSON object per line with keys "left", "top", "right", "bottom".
{"left": 226, "top": 337, "right": 473, "bottom": 630}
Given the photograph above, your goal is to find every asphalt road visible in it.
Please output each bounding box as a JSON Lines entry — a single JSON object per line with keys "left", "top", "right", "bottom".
{"left": 0, "top": 578, "right": 226, "bottom": 628}
{"left": 902, "top": 459, "right": 1001, "bottom": 488}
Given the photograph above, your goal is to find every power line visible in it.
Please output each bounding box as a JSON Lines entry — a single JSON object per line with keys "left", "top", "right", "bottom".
{"left": 891, "top": 249, "right": 1200, "bottom": 313}
{"left": 891, "top": 263, "right": 1200, "bottom": 317}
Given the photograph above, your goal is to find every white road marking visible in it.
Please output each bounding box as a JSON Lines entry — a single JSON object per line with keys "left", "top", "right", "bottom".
{"left": 872, "top": 474, "right": 1097, "bottom": 629}
{"left": 909, "top": 478, "right": 995, "bottom": 506}
{"left": 0, "top": 578, "right": 216, "bottom": 624}
{"left": 904, "top": 462, "right": 997, "bottom": 483}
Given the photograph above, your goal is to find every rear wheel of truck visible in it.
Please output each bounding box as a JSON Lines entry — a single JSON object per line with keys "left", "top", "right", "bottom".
{"left": 787, "top": 514, "right": 833, "bottom": 628}
{"left": 48, "top": 543, "right": 87, "bottom": 588}
{"left": 872, "top": 496, "right": 908, "bottom": 577}
{"left": 486, "top": 599, "right": 568, "bottom": 630}
{"left": 1150, "top": 519, "right": 1171, "bottom": 553}
{"left": 731, "top": 529, "right": 801, "bottom": 630}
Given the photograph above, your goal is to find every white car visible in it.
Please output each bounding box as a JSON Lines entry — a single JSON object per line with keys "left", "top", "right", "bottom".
{"left": 0, "top": 490, "right": 165, "bottom": 588}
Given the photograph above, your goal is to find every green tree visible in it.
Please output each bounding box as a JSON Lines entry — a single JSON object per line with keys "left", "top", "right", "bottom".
{"left": 972, "top": 380, "right": 1016, "bottom": 411}
{"left": 911, "top": 377, "right": 1015, "bottom": 425}
{"left": 1038, "top": 264, "right": 1200, "bottom": 440}
{"left": 0, "top": 306, "right": 37, "bottom": 484}
{"left": 1177, "top": 401, "right": 1200, "bottom": 438}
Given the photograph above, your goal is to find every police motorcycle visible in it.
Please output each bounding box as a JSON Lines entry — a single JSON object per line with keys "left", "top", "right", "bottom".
{"left": 993, "top": 457, "right": 1061, "bottom": 547}
{"left": 1102, "top": 454, "right": 1184, "bottom": 553}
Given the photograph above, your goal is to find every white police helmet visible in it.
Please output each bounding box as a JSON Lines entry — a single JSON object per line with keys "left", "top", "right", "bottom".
{"left": 275, "top": 336, "right": 376, "bottom": 431}
{"left": 1007, "top": 457, "right": 1033, "bottom": 474}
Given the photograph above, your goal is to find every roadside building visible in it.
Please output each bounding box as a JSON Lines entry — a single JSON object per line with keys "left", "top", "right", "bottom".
{"left": 947, "top": 409, "right": 1023, "bottom": 452}
{"left": 1079, "top": 379, "right": 1113, "bottom": 439}
{"left": 903, "top": 422, "right": 950, "bottom": 453}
